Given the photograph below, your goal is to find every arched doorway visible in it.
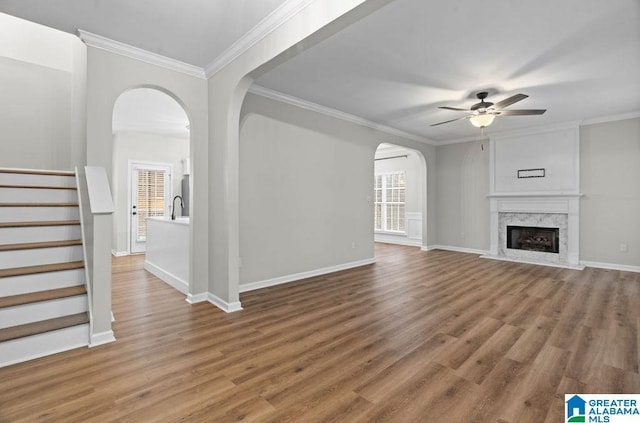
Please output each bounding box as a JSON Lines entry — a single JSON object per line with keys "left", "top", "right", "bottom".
{"left": 111, "top": 87, "right": 190, "bottom": 256}
{"left": 373, "top": 143, "right": 428, "bottom": 248}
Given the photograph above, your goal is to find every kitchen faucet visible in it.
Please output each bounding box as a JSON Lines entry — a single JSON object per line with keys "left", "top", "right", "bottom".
{"left": 171, "top": 195, "right": 184, "bottom": 220}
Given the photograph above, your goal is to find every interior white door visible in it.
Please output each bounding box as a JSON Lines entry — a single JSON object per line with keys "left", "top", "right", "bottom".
{"left": 130, "top": 163, "right": 172, "bottom": 253}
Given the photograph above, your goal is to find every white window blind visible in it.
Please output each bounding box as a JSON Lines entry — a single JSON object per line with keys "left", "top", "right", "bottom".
{"left": 136, "top": 170, "right": 166, "bottom": 242}
{"left": 374, "top": 171, "right": 406, "bottom": 233}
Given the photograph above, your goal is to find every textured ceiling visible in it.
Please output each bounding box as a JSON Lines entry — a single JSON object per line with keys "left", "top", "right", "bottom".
{"left": 2, "top": 0, "right": 639, "bottom": 143}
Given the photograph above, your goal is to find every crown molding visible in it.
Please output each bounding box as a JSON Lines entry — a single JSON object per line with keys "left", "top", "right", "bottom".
{"left": 434, "top": 134, "right": 489, "bottom": 146}
{"left": 77, "top": 30, "right": 206, "bottom": 79}
{"left": 432, "top": 111, "right": 640, "bottom": 146}
{"left": 204, "top": 0, "right": 316, "bottom": 78}
{"left": 489, "top": 120, "right": 581, "bottom": 140}
{"left": 249, "top": 85, "right": 436, "bottom": 145}
{"left": 581, "top": 111, "right": 640, "bottom": 126}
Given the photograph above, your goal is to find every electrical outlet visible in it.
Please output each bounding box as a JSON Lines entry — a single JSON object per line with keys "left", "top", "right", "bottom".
{"left": 619, "top": 243, "right": 628, "bottom": 253}
{"left": 351, "top": 241, "right": 356, "bottom": 249}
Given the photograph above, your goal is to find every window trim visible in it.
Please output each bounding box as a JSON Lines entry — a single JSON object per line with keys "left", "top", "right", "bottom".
{"left": 374, "top": 171, "right": 406, "bottom": 235}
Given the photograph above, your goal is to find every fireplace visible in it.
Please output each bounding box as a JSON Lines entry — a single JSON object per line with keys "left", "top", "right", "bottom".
{"left": 486, "top": 199, "right": 583, "bottom": 269}
{"left": 507, "top": 225, "right": 559, "bottom": 254}
{"left": 484, "top": 125, "right": 583, "bottom": 268}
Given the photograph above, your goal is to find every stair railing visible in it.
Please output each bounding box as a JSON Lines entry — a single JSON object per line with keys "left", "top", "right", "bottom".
{"left": 76, "top": 166, "right": 116, "bottom": 346}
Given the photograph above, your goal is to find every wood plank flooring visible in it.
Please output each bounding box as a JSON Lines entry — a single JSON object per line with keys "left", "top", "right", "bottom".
{"left": 0, "top": 243, "right": 638, "bottom": 422}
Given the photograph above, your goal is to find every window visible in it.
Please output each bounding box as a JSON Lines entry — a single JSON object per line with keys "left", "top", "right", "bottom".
{"left": 374, "top": 172, "right": 406, "bottom": 233}
{"left": 136, "top": 169, "right": 167, "bottom": 242}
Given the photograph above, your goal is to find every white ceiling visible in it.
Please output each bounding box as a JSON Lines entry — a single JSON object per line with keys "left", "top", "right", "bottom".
{"left": 0, "top": 0, "right": 289, "bottom": 68}
{"left": 2, "top": 0, "right": 639, "bottom": 143}
{"left": 256, "top": 0, "right": 640, "bottom": 142}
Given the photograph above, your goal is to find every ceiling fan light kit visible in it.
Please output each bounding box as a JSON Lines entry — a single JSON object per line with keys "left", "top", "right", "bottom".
{"left": 432, "top": 91, "right": 546, "bottom": 129}
{"left": 469, "top": 113, "right": 495, "bottom": 128}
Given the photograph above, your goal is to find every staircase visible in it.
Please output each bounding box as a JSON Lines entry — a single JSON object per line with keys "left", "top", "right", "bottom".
{"left": 0, "top": 168, "right": 90, "bottom": 368}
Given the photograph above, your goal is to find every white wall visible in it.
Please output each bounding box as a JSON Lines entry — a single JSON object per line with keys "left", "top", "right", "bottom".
{"left": 580, "top": 117, "right": 640, "bottom": 267}
{"left": 491, "top": 126, "right": 579, "bottom": 194}
{"left": 111, "top": 131, "right": 189, "bottom": 254}
{"left": 0, "top": 13, "right": 86, "bottom": 170}
{"left": 435, "top": 139, "right": 490, "bottom": 251}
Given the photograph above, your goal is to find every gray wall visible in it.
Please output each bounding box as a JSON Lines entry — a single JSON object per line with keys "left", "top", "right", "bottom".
{"left": 111, "top": 131, "right": 189, "bottom": 254}
{"left": 433, "top": 118, "right": 640, "bottom": 268}
{"left": 239, "top": 95, "right": 374, "bottom": 285}
{"left": 580, "top": 117, "right": 640, "bottom": 266}
{"left": 239, "top": 93, "right": 435, "bottom": 285}
{"left": 0, "top": 14, "right": 86, "bottom": 170}
{"left": 435, "top": 140, "right": 490, "bottom": 250}
{"left": 85, "top": 45, "right": 210, "bottom": 299}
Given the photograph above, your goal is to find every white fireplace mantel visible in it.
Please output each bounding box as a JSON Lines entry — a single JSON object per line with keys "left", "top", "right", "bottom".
{"left": 483, "top": 193, "right": 584, "bottom": 269}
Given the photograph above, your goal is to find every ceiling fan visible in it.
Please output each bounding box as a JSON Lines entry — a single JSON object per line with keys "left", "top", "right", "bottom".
{"left": 431, "top": 92, "right": 546, "bottom": 128}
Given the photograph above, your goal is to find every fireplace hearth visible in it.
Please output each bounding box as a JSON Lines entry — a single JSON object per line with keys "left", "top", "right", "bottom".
{"left": 507, "top": 225, "right": 559, "bottom": 254}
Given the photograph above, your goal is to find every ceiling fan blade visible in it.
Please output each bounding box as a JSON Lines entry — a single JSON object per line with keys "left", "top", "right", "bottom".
{"left": 499, "top": 109, "right": 546, "bottom": 116}
{"left": 438, "top": 106, "right": 469, "bottom": 111}
{"left": 493, "top": 93, "right": 528, "bottom": 109}
{"left": 430, "top": 116, "right": 469, "bottom": 126}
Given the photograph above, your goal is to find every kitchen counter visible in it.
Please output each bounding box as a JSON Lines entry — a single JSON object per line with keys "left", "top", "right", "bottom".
{"left": 144, "top": 217, "right": 189, "bottom": 294}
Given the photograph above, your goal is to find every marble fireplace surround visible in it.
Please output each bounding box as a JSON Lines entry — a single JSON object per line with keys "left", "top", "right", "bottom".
{"left": 483, "top": 194, "right": 584, "bottom": 269}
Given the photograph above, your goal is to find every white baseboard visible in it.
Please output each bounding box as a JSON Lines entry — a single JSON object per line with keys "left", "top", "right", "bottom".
{"left": 184, "top": 291, "right": 242, "bottom": 313}
{"left": 207, "top": 293, "right": 243, "bottom": 313}
{"left": 423, "top": 245, "right": 488, "bottom": 255}
{"left": 144, "top": 260, "right": 188, "bottom": 294}
{"left": 111, "top": 250, "right": 129, "bottom": 257}
{"left": 186, "top": 292, "right": 208, "bottom": 304}
{"left": 239, "top": 257, "right": 376, "bottom": 293}
{"left": 375, "top": 234, "right": 422, "bottom": 247}
{"left": 89, "top": 330, "right": 116, "bottom": 347}
{"left": 581, "top": 260, "right": 640, "bottom": 273}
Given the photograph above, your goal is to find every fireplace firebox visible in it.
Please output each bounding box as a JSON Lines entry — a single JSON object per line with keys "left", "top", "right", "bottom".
{"left": 506, "top": 225, "right": 559, "bottom": 254}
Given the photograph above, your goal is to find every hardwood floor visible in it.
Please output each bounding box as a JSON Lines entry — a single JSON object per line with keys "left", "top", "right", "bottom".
{"left": 0, "top": 243, "right": 638, "bottom": 422}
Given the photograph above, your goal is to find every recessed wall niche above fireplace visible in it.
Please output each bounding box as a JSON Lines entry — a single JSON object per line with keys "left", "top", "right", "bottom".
{"left": 482, "top": 123, "right": 584, "bottom": 269}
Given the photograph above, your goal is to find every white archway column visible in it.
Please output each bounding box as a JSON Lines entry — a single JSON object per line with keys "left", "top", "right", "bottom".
{"left": 204, "top": 0, "right": 394, "bottom": 310}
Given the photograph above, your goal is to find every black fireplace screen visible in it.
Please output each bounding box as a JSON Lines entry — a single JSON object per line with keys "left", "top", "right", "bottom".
{"left": 506, "top": 226, "right": 559, "bottom": 253}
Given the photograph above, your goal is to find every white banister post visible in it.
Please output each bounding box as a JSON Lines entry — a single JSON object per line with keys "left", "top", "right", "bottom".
{"left": 85, "top": 166, "right": 116, "bottom": 346}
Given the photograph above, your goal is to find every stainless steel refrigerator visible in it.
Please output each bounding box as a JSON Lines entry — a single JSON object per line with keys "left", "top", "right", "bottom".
{"left": 181, "top": 175, "right": 190, "bottom": 216}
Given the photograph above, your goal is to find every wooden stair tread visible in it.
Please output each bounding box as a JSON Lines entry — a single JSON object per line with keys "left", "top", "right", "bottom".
{"left": 0, "top": 239, "right": 82, "bottom": 251}
{"left": 0, "top": 203, "right": 78, "bottom": 207}
{"left": 0, "top": 184, "right": 77, "bottom": 190}
{"left": 0, "top": 261, "right": 84, "bottom": 278}
{"left": 0, "top": 312, "right": 88, "bottom": 342}
{"left": 0, "top": 286, "right": 86, "bottom": 309}
{"left": 0, "top": 220, "right": 80, "bottom": 228}
{"left": 0, "top": 168, "right": 75, "bottom": 177}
